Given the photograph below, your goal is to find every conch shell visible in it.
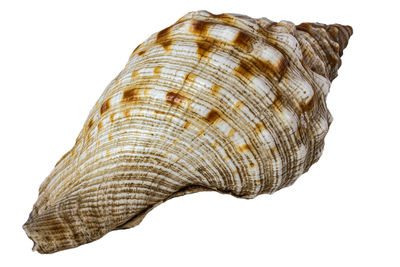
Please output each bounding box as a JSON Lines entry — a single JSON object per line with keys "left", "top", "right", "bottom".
{"left": 23, "top": 10, "right": 352, "bottom": 253}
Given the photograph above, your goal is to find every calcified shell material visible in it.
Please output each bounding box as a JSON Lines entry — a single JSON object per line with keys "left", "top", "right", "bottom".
{"left": 23, "top": 10, "right": 352, "bottom": 253}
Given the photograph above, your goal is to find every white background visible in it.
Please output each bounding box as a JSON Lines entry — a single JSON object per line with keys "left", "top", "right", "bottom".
{"left": 1, "top": 0, "right": 399, "bottom": 266}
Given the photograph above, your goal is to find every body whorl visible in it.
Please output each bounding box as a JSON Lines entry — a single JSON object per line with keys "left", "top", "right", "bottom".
{"left": 23, "top": 10, "right": 352, "bottom": 253}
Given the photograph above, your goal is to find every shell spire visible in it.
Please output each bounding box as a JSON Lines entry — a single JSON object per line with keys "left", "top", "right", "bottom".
{"left": 295, "top": 22, "right": 353, "bottom": 81}
{"left": 23, "top": 11, "right": 352, "bottom": 253}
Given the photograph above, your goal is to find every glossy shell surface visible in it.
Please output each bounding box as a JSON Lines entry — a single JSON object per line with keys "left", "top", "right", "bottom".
{"left": 23, "top": 10, "right": 352, "bottom": 253}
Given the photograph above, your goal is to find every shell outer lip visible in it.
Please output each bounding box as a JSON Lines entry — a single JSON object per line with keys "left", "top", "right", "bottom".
{"left": 23, "top": 214, "right": 39, "bottom": 252}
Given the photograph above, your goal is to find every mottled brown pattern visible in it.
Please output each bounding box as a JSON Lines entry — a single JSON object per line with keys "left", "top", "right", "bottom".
{"left": 130, "top": 44, "right": 142, "bottom": 58}
{"left": 276, "top": 56, "right": 289, "bottom": 81}
{"left": 211, "top": 84, "right": 221, "bottom": 96}
{"left": 190, "top": 20, "right": 209, "bottom": 35}
{"left": 157, "top": 26, "right": 171, "bottom": 40}
{"left": 184, "top": 73, "right": 196, "bottom": 83}
{"left": 233, "top": 31, "right": 253, "bottom": 51}
{"left": 156, "top": 26, "right": 173, "bottom": 51}
{"left": 301, "top": 95, "right": 315, "bottom": 112}
{"left": 87, "top": 118, "right": 94, "bottom": 129}
{"left": 234, "top": 101, "right": 244, "bottom": 111}
{"left": 196, "top": 41, "right": 213, "bottom": 59}
{"left": 272, "top": 90, "right": 283, "bottom": 111}
{"left": 295, "top": 23, "right": 311, "bottom": 33}
{"left": 254, "top": 123, "right": 266, "bottom": 134}
{"left": 197, "top": 129, "right": 205, "bottom": 136}
{"left": 205, "top": 109, "right": 220, "bottom": 124}
{"left": 131, "top": 70, "right": 139, "bottom": 79}
{"left": 227, "top": 129, "right": 236, "bottom": 138}
{"left": 100, "top": 99, "right": 110, "bottom": 115}
{"left": 250, "top": 55, "right": 289, "bottom": 82}
{"left": 153, "top": 66, "right": 162, "bottom": 76}
{"left": 166, "top": 91, "right": 186, "bottom": 106}
{"left": 237, "top": 144, "right": 251, "bottom": 153}
{"left": 234, "top": 60, "right": 251, "bottom": 79}
{"left": 159, "top": 40, "right": 172, "bottom": 51}
{"left": 23, "top": 10, "right": 352, "bottom": 254}
{"left": 183, "top": 120, "right": 191, "bottom": 129}
{"left": 122, "top": 87, "right": 139, "bottom": 102}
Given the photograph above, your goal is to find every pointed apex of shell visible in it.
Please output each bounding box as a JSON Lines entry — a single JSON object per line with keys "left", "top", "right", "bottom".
{"left": 326, "top": 24, "right": 353, "bottom": 54}
{"left": 296, "top": 22, "right": 353, "bottom": 81}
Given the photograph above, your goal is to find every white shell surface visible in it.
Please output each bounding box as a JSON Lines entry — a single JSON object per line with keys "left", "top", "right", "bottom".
{"left": 23, "top": 10, "right": 352, "bottom": 253}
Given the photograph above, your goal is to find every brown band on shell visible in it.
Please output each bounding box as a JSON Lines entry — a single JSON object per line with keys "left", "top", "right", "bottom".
{"left": 205, "top": 109, "right": 220, "bottom": 124}
{"left": 301, "top": 95, "right": 315, "bottom": 112}
{"left": 233, "top": 31, "right": 253, "bottom": 52}
{"left": 254, "top": 123, "right": 266, "bottom": 134}
{"left": 235, "top": 59, "right": 255, "bottom": 80}
{"left": 271, "top": 90, "right": 283, "bottom": 111}
{"left": 183, "top": 73, "right": 196, "bottom": 84}
{"left": 233, "top": 101, "right": 245, "bottom": 111}
{"left": 132, "top": 44, "right": 141, "bottom": 54}
{"left": 257, "top": 55, "right": 289, "bottom": 82}
{"left": 227, "top": 129, "right": 236, "bottom": 138}
{"left": 166, "top": 91, "right": 187, "bottom": 106}
{"left": 276, "top": 56, "right": 289, "bottom": 81}
{"left": 100, "top": 99, "right": 110, "bottom": 115}
{"left": 86, "top": 132, "right": 91, "bottom": 142}
{"left": 196, "top": 40, "right": 213, "bottom": 59}
{"left": 87, "top": 118, "right": 94, "bottom": 129}
{"left": 235, "top": 53, "right": 288, "bottom": 82}
{"left": 156, "top": 26, "right": 173, "bottom": 51}
{"left": 237, "top": 143, "right": 251, "bottom": 154}
{"left": 153, "top": 66, "right": 162, "bottom": 77}
{"left": 190, "top": 20, "right": 210, "bottom": 35}
{"left": 122, "top": 87, "right": 139, "bottom": 102}
{"left": 131, "top": 70, "right": 139, "bottom": 79}
{"left": 211, "top": 84, "right": 221, "bottom": 96}
{"left": 130, "top": 44, "right": 142, "bottom": 59}
{"left": 183, "top": 120, "right": 191, "bottom": 129}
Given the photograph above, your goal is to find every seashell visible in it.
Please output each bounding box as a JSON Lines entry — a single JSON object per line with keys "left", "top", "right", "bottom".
{"left": 23, "top": 10, "right": 352, "bottom": 253}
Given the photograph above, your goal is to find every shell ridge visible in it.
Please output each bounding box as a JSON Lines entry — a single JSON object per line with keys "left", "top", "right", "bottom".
{"left": 23, "top": 11, "right": 352, "bottom": 253}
